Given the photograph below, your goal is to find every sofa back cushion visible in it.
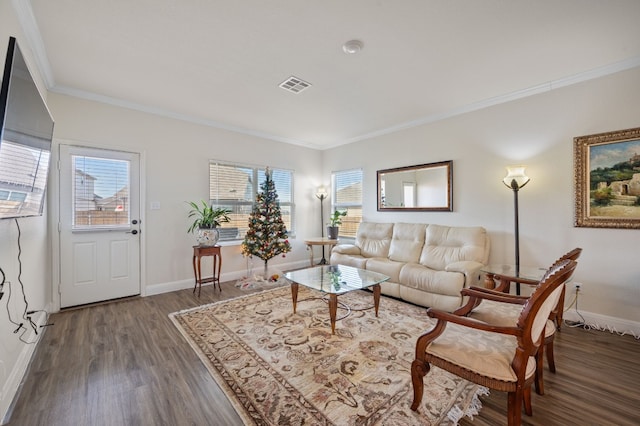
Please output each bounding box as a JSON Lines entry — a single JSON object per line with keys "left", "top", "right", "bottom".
{"left": 355, "top": 222, "right": 394, "bottom": 258}
{"left": 419, "top": 224, "right": 488, "bottom": 270}
{"left": 389, "top": 223, "right": 427, "bottom": 263}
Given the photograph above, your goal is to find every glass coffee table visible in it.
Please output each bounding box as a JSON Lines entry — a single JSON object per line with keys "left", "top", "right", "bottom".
{"left": 284, "top": 265, "right": 390, "bottom": 334}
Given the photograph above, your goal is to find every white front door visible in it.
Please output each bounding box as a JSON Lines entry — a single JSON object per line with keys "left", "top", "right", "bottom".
{"left": 58, "top": 145, "right": 141, "bottom": 308}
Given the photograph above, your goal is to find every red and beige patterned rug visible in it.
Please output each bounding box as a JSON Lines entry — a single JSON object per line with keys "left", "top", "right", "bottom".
{"left": 170, "top": 285, "right": 488, "bottom": 425}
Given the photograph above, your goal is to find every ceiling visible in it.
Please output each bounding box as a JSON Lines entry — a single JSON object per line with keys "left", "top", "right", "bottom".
{"left": 19, "top": 0, "right": 640, "bottom": 150}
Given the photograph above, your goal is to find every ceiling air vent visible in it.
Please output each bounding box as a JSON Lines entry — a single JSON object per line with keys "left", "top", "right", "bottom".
{"left": 279, "top": 76, "right": 312, "bottom": 94}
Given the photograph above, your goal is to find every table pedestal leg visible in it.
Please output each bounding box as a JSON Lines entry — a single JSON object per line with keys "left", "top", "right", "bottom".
{"left": 290, "top": 282, "right": 299, "bottom": 314}
{"left": 329, "top": 294, "right": 338, "bottom": 334}
{"left": 372, "top": 284, "right": 381, "bottom": 317}
{"left": 196, "top": 256, "right": 203, "bottom": 296}
{"left": 307, "top": 244, "right": 314, "bottom": 267}
{"left": 213, "top": 253, "right": 222, "bottom": 291}
{"left": 484, "top": 272, "right": 496, "bottom": 289}
{"left": 192, "top": 255, "right": 198, "bottom": 294}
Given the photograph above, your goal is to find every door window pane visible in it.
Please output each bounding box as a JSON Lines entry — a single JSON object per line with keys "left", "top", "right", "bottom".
{"left": 72, "top": 155, "right": 130, "bottom": 228}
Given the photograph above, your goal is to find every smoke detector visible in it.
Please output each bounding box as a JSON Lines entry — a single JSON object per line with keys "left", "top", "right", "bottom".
{"left": 342, "top": 40, "right": 364, "bottom": 54}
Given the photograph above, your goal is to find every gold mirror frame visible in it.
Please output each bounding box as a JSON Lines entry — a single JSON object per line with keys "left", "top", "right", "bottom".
{"left": 574, "top": 127, "right": 640, "bottom": 229}
{"left": 377, "top": 161, "right": 453, "bottom": 212}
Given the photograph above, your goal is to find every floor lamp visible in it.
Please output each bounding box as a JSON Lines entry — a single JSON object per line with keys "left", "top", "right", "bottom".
{"left": 503, "top": 166, "right": 530, "bottom": 295}
{"left": 316, "top": 187, "right": 328, "bottom": 264}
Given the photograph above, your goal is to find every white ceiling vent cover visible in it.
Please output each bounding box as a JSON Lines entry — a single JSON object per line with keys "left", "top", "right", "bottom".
{"left": 279, "top": 76, "right": 312, "bottom": 94}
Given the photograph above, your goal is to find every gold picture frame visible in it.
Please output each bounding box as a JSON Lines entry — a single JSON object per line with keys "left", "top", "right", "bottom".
{"left": 574, "top": 127, "right": 640, "bottom": 229}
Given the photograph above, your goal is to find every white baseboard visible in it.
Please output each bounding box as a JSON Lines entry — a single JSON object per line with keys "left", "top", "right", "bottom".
{"left": 144, "top": 259, "right": 310, "bottom": 297}
{"left": 144, "top": 278, "right": 194, "bottom": 296}
{"left": 1, "top": 308, "right": 50, "bottom": 425}
{"left": 563, "top": 309, "right": 640, "bottom": 337}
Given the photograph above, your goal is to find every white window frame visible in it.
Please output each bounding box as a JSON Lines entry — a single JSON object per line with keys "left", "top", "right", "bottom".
{"left": 331, "top": 168, "right": 363, "bottom": 240}
{"left": 209, "top": 160, "right": 295, "bottom": 242}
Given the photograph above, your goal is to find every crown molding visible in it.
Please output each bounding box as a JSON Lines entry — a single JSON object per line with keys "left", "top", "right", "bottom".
{"left": 338, "top": 55, "right": 640, "bottom": 147}
{"left": 11, "top": 0, "right": 55, "bottom": 89}
{"left": 50, "top": 84, "right": 319, "bottom": 149}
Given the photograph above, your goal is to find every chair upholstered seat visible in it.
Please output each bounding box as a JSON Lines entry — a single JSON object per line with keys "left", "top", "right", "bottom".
{"left": 426, "top": 322, "right": 537, "bottom": 384}
{"left": 411, "top": 259, "right": 578, "bottom": 426}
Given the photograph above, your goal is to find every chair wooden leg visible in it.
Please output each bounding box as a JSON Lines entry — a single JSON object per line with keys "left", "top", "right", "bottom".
{"left": 507, "top": 390, "right": 523, "bottom": 426}
{"left": 535, "top": 344, "right": 545, "bottom": 395}
{"left": 410, "top": 359, "right": 429, "bottom": 411}
{"left": 523, "top": 386, "right": 533, "bottom": 416}
{"left": 546, "top": 337, "right": 556, "bottom": 373}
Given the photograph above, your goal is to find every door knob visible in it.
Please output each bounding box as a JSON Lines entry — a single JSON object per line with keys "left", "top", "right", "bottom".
{"left": 126, "top": 229, "right": 139, "bottom": 235}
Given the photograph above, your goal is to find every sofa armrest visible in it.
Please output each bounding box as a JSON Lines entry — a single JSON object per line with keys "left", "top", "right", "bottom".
{"left": 445, "top": 260, "right": 484, "bottom": 287}
{"left": 332, "top": 244, "right": 362, "bottom": 256}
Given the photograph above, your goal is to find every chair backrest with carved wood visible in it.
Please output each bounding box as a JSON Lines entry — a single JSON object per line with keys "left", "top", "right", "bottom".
{"left": 516, "top": 259, "right": 577, "bottom": 356}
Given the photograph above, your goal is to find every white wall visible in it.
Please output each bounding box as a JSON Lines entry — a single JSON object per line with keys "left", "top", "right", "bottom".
{"left": 323, "top": 66, "right": 640, "bottom": 326}
{"left": 48, "top": 93, "right": 324, "bottom": 295}
{"left": 0, "top": 1, "right": 52, "bottom": 421}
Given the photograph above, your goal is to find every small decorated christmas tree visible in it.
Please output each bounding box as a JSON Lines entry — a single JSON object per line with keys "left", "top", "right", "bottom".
{"left": 241, "top": 168, "right": 291, "bottom": 278}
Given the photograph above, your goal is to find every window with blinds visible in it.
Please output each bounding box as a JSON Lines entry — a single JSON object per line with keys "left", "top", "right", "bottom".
{"left": 72, "top": 155, "right": 130, "bottom": 228}
{"left": 209, "top": 161, "right": 294, "bottom": 241}
{"left": 0, "top": 139, "right": 51, "bottom": 219}
{"left": 331, "top": 168, "right": 363, "bottom": 239}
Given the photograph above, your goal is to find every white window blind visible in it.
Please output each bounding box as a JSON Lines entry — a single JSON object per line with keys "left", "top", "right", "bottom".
{"left": 209, "top": 161, "right": 294, "bottom": 241}
{"left": 71, "top": 155, "right": 130, "bottom": 228}
{"left": 332, "top": 168, "right": 363, "bottom": 238}
{"left": 0, "top": 139, "right": 50, "bottom": 218}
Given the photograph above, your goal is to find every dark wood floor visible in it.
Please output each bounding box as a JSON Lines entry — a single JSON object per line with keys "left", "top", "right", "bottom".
{"left": 6, "top": 282, "right": 640, "bottom": 426}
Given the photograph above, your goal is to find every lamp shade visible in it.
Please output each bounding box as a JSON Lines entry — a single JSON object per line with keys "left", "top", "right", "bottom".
{"left": 503, "top": 166, "right": 530, "bottom": 190}
{"left": 316, "top": 186, "right": 328, "bottom": 200}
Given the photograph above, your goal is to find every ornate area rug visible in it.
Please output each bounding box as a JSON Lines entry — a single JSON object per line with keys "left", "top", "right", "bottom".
{"left": 170, "top": 286, "right": 488, "bottom": 425}
{"left": 235, "top": 275, "right": 287, "bottom": 291}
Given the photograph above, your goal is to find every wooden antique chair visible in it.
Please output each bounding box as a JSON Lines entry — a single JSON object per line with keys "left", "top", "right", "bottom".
{"left": 491, "top": 247, "right": 582, "bottom": 329}
{"left": 457, "top": 248, "right": 582, "bottom": 395}
{"left": 410, "top": 259, "right": 577, "bottom": 426}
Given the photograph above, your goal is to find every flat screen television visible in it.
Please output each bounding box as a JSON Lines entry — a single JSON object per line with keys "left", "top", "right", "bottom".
{"left": 0, "top": 36, "right": 54, "bottom": 220}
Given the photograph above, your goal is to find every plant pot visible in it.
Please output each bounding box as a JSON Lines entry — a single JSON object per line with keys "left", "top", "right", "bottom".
{"left": 197, "top": 227, "right": 220, "bottom": 246}
{"left": 326, "top": 226, "right": 339, "bottom": 240}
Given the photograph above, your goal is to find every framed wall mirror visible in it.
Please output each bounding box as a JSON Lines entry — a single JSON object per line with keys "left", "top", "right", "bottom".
{"left": 377, "top": 160, "right": 453, "bottom": 211}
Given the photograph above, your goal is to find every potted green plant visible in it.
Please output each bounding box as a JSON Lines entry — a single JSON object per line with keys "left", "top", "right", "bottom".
{"left": 326, "top": 209, "right": 346, "bottom": 240}
{"left": 187, "top": 200, "right": 231, "bottom": 246}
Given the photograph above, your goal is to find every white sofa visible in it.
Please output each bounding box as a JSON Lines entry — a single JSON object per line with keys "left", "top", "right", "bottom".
{"left": 330, "top": 222, "right": 490, "bottom": 312}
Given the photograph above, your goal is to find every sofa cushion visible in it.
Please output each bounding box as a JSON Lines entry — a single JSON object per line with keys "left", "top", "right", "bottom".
{"left": 331, "top": 244, "right": 361, "bottom": 256}
{"left": 419, "top": 224, "right": 488, "bottom": 270}
{"left": 366, "top": 257, "right": 404, "bottom": 283}
{"left": 399, "top": 287, "right": 462, "bottom": 312}
{"left": 356, "top": 222, "right": 393, "bottom": 258}
{"left": 330, "top": 252, "right": 368, "bottom": 269}
{"left": 389, "top": 223, "right": 427, "bottom": 263}
{"left": 399, "top": 263, "right": 465, "bottom": 297}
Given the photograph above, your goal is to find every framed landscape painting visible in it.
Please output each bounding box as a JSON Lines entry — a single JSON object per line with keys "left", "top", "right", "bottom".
{"left": 574, "top": 127, "right": 640, "bottom": 229}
